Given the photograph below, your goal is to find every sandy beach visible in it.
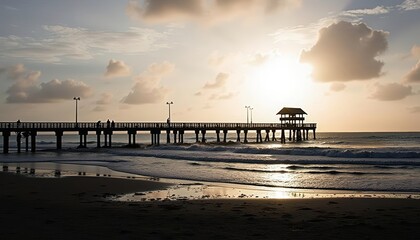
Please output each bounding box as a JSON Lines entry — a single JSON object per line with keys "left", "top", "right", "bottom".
{"left": 0, "top": 172, "right": 419, "bottom": 239}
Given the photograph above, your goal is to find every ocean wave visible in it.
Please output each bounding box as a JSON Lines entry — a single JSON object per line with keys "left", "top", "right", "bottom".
{"left": 223, "top": 167, "right": 392, "bottom": 175}
{"left": 103, "top": 148, "right": 420, "bottom": 167}
{"left": 156, "top": 144, "right": 420, "bottom": 159}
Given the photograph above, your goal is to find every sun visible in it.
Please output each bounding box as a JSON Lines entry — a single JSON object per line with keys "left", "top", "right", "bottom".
{"left": 247, "top": 54, "right": 314, "bottom": 107}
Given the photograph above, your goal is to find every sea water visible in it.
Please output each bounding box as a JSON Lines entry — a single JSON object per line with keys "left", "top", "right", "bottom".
{"left": 1, "top": 132, "right": 420, "bottom": 193}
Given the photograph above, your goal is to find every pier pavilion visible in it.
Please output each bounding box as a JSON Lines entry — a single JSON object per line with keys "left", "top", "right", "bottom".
{"left": 277, "top": 107, "right": 313, "bottom": 143}
{"left": 0, "top": 110, "right": 316, "bottom": 153}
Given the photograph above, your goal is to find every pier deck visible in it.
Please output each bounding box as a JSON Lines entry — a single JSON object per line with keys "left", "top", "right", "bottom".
{"left": 0, "top": 122, "right": 316, "bottom": 153}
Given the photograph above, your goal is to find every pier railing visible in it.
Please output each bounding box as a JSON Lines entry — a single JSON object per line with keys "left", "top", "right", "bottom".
{"left": 0, "top": 122, "right": 317, "bottom": 131}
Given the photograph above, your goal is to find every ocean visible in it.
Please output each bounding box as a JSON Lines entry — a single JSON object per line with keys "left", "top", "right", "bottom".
{"left": 1, "top": 132, "right": 420, "bottom": 195}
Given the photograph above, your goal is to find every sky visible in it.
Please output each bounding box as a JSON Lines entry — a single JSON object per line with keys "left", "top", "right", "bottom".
{"left": 0, "top": 0, "right": 419, "bottom": 132}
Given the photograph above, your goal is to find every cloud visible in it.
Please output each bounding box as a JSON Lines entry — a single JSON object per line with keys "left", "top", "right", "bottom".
{"left": 3, "top": 64, "right": 93, "bottom": 103}
{"left": 4, "top": 64, "right": 93, "bottom": 103}
{"left": 329, "top": 83, "right": 346, "bottom": 92}
{"left": 121, "top": 61, "right": 174, "bottom": 104}
{"left": 93, "top": 106, "right": 106, "bottom": 112}
{"left": 126, "top": 0, "right": 300, "bottom": 24}
{"left": 203, "top": 72, "right": 229, "bottom": 89}
{"left": 208, "top": 51, "right": 229, "bottom": 67}
{"left": 398, "top": 0, "right": 420, "bottom": 10}
{"left": 405, "top": 61, "right": 420, "bottom": 83}
{"left": 369, "top": 82, "right": 413, "bottom": 101}
{"left": 0, "top": 25, "right": 167, "bottom": 63}
{"left": 126, "top": 0, "right": 203, "bottom": 23}
{"left": 105, "top": 60, "right": 131, "bottom": 78}
{"left": 96, "top": 93, "right": 113, "bottom": 105}
{"left": 209, "top": 92, "right": 236, "bottom": 100}
{"left": 300, "top": 21, "right": 388, "bottom": 82}
{"left": 342, "top": 6, "right": 389, "bottom": 17}
{"left": 248, "top": 53, "right": 269, "bottom": 66}
{"left": 411, "top": 45, "right": 420, "bottom": 58}
{"left": 408, "top": 106, "right": 420, "bottom": 113}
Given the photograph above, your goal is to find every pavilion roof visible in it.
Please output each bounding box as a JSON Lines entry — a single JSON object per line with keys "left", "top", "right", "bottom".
{"left": 276, "top": 107, "right": 307, "bottom": 115}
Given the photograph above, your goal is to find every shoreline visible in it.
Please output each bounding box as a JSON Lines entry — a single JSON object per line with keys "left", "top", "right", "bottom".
{"left": 1, "top": 171, "right": 420, "bottom": 239}
{"left": 2, "top": 161, "right": 420, "bottom": 201}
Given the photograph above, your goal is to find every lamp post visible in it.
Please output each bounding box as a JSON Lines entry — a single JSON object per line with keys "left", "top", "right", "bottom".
{"left": 166, "top": 101, "right": 173, "bottom": 123}
{"left": 250, "top": 107, "right": 254, "bottom": 124}
{"left": 245, "top": 106, "right": 250, "bottom": 124}
{"left": 73, "top": 97, "right": 80, "bottom": 126}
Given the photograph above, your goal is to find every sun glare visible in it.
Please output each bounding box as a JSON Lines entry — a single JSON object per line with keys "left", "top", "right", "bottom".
{"left": 248, "top": 55, "right": 313, "bottom": 107}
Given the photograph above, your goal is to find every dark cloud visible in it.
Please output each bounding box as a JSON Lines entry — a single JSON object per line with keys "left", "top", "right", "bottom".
{"left": 301, "top": 21, "right": 388, "bottom": 82}
{"left": 126, "top": 0, "right": 300, "bottom": 23}
{"left": 122, "top": 61, "right": 174, "bottom": 104}
{"left": 203, "top": 73, "right": 229, "bottom": 89}
{"left": 369, "top": 82, "right": 413, "bottom": 101}
{"left": 4, "top": 64, "right": 93, "bottom": 103}
{"left": 126, "top": 0, "right": 203, "bottom": 23}
{"left": 105, "top": 60, "right": 131, "bottom": 78}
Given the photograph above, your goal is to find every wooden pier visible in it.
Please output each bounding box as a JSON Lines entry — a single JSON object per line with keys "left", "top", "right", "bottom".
{"left": 0, "top": 121, "right": 316, "bottom": 153}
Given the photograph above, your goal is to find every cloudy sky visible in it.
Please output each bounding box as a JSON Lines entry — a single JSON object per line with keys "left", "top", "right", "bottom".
{"left": 0, "top": 0, "right": 419, "bottom": 131}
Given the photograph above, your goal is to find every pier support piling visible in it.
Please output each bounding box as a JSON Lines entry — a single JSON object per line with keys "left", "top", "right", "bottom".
{"left": 201, "top": 130, "right": 206, "bottom": 143}
{"left": 236, "top": 130, "right": 241, "bottom": 142}
{"left": 17, "top": 132, "right": 22, "bottom": 153}
{"left": 2, "top": 131, "right": 10, "bottom": 153}
{"left": 55, "top": 131, "right": 63, "bottom": 150}
{"left": 30, "top": 131, "right": 37, "bottom": 152}
{"left": 195, "top": 130, "right": 200, "bottom": 143}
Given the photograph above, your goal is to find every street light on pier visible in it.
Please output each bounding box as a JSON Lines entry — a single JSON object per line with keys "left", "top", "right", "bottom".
{"left": 250, "top": 107, "right": 254, "bottom": 124}
{"left": 245, "top": 106, "right": 251, "bottom": 124}
{"left": 166, "top": 101, "right": 173, "bottom": 123}
{"left": 73, "top": 97, "right": 80, "bottom": 126}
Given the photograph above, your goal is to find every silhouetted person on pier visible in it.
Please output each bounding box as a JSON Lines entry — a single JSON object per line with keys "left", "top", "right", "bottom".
{"left": 107, "top": 119, "right": 110, "bottom": 128}
{"left": 111, "top": 120, "right": 115, "bottom": 128}
{"left": 17, "top": 119, "right": 21, "bottom": 127}
{"left": 96, "top": 120, "right": 101, "bottom": 128}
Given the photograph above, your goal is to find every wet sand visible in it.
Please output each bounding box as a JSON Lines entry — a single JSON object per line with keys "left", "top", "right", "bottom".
{"left": 1, "top": 172, "right": 420, "bottom": 239}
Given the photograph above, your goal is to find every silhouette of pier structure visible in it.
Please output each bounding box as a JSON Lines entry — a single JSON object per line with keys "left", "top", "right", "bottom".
{"left": 0, "top": 108, "right": 316, "bottom": 153}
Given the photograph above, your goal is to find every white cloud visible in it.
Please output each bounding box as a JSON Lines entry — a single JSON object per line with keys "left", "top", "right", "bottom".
{"left": 105, "top": 59, "right": 131, "bottom": 78}
{"left": 301, "top": 21, "right": 388, "bottom": 82}
{"left": 122, "top": 61, "right": 174, "bottom": 104}
{"left": 398, "top": 0, "right": 420, "bottom": 10}
{"left": 369, "top": 82, "right": 413, "bottom": 101}
{"left": 248, "top": 53, "right": 269, "bottom": 66}
{"left": 0, "top": 25, "right": 167, "bottom": 63}
{"left": 203, "top": 72, "right": 229, "bottom": 89}
{"left": 411, "top": 45, "right": 420, "bottom": 58}
{"left": 342, "top": 6, "right": 390, "bottom": 17}
{"left": 96, "top": 93, "right": 113, "bottom": 105}
{"left": 329, "top": 83, "right": 346, "bottom": 92}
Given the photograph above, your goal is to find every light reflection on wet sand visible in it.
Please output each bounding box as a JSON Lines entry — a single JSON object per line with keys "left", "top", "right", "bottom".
{"left": 2, "top": 162, "right": 420, "bottom": 202}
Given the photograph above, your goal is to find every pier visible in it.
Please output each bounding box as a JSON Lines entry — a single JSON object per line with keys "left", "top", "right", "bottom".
{"left": 0, "top": 121, "right": 316, "bottom": 153}
{"left": 0, "top": 108, "right": 317, "bottom": 153}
